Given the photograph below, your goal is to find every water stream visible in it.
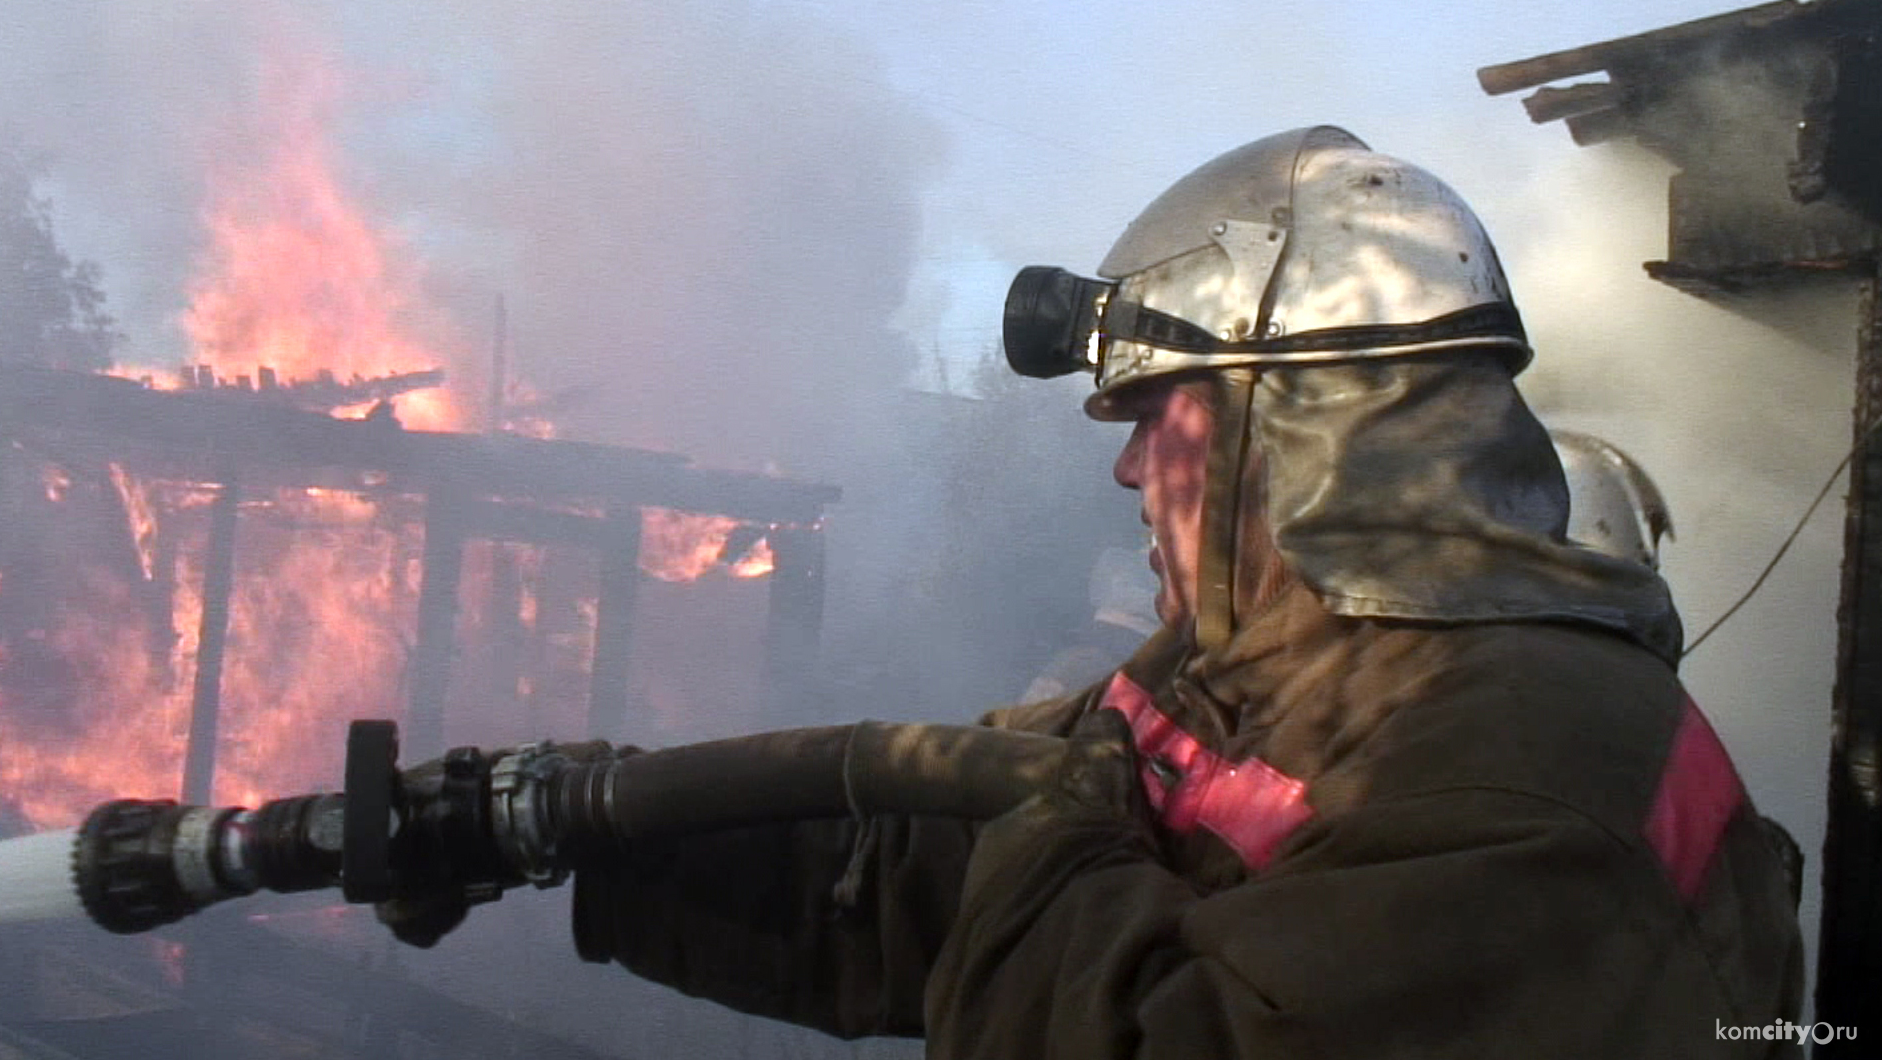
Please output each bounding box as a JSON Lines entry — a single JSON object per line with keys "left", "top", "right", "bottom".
{"left": 0, "top": 829, "right": 82, "bottom": 925}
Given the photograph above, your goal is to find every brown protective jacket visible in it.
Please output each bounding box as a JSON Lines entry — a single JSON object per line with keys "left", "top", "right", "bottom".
{"left": 571, "top": 584, "right": 1802, "bottom": 1058}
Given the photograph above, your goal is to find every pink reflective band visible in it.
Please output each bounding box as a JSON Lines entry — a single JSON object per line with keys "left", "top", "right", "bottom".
{"left": 1100, "top": 672, "right": 1314, "bottom": 871}
{"left": 1643, "top": 693, "right": 1746, "bottom": 902}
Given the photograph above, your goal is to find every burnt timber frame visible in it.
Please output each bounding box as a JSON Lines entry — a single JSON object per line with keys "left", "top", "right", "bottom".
{"left": 0, "top": 365, "right": 840, "bottom": 768}
{"left": 1484, "top": 2, "right": 1882, "bottom": 1050}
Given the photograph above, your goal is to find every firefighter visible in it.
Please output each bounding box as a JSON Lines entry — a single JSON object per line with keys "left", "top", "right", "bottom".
{"left": 568, "top": 128, "right": 1803, "bottom": 1057}
{"left": 1553, "top": 428, "right": 1675, "bottom": 570}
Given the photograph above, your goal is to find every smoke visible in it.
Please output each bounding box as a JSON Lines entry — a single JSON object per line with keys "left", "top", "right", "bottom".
{"left": 1478, "top": 132, "right": 1848, "bottom": 1002}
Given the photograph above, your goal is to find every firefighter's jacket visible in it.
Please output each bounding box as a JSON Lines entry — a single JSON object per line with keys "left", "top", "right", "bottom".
{"left": 570, "top": 582, "right": 1802, "bottom": 1058}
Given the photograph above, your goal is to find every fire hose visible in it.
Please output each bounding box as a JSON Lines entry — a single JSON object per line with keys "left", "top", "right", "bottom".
{"left": 70, "top": 720, "right": 1073, "bottom": 937}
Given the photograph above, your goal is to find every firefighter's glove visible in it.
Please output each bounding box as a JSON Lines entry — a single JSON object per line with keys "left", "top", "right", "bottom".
{"left": 959, "top": 707, "right": 1159, "bottom": 905}
{"left": 374, "top": 740, "right": 634, "bottom": 949}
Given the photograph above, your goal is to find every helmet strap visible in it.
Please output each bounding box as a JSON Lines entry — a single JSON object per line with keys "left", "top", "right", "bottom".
{"left": 1194, "top": 368, "right": 1258, "bottom": 651}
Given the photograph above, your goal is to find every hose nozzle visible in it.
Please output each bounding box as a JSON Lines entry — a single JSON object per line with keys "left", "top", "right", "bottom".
{"left": 74, "top": 794, "right": 343, "bottom": 935}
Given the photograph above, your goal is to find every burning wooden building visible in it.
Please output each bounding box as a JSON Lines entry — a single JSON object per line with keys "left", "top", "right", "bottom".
{"left": 0, "top": 362, "right": 839, "bottom": 818}
{"left": 0, "top": 364, "right": 840, "bottom": 1058}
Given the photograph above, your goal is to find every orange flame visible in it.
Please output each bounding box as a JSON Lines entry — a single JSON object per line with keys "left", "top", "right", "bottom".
{"left": 729, "top": 539, "right": 776, "bottom": 579}
{"left": 181, "top": 48, "right": 461, "bottom": 431}
{"left": 639, "top": 510, "right": 776, "bottom": 582}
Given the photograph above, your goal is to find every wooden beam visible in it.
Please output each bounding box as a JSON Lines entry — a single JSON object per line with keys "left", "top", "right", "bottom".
{"left": 1477, "top": 0, "right": 1802, "bottom": 96}
{"left": 1522, "top": 81, "right": 1623, "bottom": 124}
{"left": 181, "top": 469, "right": 239, "bottom": 806}
{"left": 0, "top": 366, "right": 841, "bottom": 527}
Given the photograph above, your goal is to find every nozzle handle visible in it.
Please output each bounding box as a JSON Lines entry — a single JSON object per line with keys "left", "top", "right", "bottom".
{"left": 341, "top": 719, "right": 399, "bottom": 903}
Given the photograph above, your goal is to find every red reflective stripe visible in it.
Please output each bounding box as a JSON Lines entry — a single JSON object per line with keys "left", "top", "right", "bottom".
{"left": 1101, "top": 672, "right": 1313, "bottom": 871}
{"left": 1643, "top": 693, "right": 1745, "bottom": 902}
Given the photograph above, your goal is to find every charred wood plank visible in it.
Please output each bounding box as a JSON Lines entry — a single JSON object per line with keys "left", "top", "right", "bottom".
{"left": 1522, "top": 81, "right": 1623, "bottom": 124}
{"left": 1477, "top": 0, "right": 1803, "bottom": 96}
{"left": 0, "top": 367, "right": 842, "bottom": 527}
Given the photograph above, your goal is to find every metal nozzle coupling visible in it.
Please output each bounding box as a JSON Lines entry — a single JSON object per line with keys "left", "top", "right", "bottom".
{"left": 488, "top": 743, "right": 573, "bottom": 888}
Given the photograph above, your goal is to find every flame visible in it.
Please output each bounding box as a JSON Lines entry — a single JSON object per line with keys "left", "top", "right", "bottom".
{"left": 729, "top": 538, "right": 776, "bottom": 579}
{"left": 639, "top": 509, "right": 776, "bottom": 582}
{"left": 192, "top": 489, "right": 417, "bottom": 809}
{"left": 0, "top": 564, "right": 189, "bottom": 825}
{"left": 109, "top": 463, "right": 160, "bottom": 581}
{"left": 153, "top": 939, "right": 188, "bottom": 990}
{"left": 42, "top": 467, "right": 71, "bottom": 503}
{"left": 181, "top": 48, "right": 461, "bottom": 432}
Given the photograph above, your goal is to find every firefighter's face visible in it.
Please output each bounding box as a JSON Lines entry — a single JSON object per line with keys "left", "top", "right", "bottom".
{"left": 1111, "top": 380, "right": 1213, "bottom": 628}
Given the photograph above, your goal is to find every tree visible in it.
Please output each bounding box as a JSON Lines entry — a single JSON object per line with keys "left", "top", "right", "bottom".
{"left": 0, "top": 144, "right": 119, "bottom": 370}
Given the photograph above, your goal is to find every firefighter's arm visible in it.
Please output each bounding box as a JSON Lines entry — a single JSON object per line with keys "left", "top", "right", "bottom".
{"left": 925, "top": 777, "right": 1736, "bottom": 1059}
{"left": 569, "top": 812, "right": 975, "bottom": 1039}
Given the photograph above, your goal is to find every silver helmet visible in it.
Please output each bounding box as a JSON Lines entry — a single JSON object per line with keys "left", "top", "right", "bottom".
{"left": 1003, "top": 126, "right": 1531, "bottom": 418}
{"left": 1552, "top": 430, "right": 1674, "bottom": 569}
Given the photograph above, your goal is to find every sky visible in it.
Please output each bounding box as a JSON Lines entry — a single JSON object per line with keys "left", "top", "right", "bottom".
{"left": 0, "top": 0, "right": 1855, "bottom": 1032}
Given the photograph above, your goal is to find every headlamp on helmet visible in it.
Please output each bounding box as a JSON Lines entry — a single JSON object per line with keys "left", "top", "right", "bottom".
{"left": 1002, "top": 266, "right": 1111, "bottom": 379}
{"left": 1002, "top": 266, "right": 1282, "bottom": 380}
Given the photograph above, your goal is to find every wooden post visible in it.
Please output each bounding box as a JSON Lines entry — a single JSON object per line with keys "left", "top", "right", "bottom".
{"left": 488, "top": 294, "right": 507, "bottom": 434}
{"left": 484, "top": 543, "right": 526, "bottom": 721}
{"left": 763, "top": 524, "right": 826, "bottom": 720}
{"left": 408, "top": 486, "right": 468, "bottom": 759}
{"left": 586, "top": 506, "right": 643, "bottom": 740}
{"left": 1815, "top": 263, "right": 1882, "bottom": 1055}
{"left": 182, "top": 470, "right": 239, "bottom": 805}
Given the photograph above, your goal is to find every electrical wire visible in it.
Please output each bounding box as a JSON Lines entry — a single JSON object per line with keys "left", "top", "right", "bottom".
{"left": 1682, "top": 411, "right": 1882, "bottom": 658}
